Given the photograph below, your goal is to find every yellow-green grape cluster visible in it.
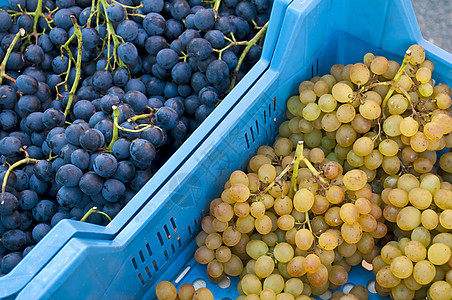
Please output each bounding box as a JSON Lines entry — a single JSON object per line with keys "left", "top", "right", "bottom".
{"left": 155, "top": 281, "right": 214, "bottom": 300}
{"left": 372, "top": 233, "right": 452, "bottom": 300}
{"left": 194, "top": 139, "right": 384, "bottom": 299}
{"left": 283, "top": 44, "right": 452, "bottom": 187}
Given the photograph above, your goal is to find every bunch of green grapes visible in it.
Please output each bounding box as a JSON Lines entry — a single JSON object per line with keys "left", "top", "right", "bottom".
{"left": 155, "top": 281, "right": 214, "bottom": 300}
{"left": 372, "top": 232, "right": 452, "bottom": 300}
{"left": 194, "top": 138, "right": 384, "bottom": 299}
{"left": 283, "top": 44, "right": 452, "bottom": 185}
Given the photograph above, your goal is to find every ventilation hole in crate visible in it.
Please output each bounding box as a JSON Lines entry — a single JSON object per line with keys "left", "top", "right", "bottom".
{"left": 367, "top": 280, "right": 377, "bottom": 294}
{"left": 311, "top": 64, "right": 314, "bottom": 78}
{"left": 188, "top": 225, "right": 192, "bottom": 235}
{"left": 217, "top": 276, "right": 231, "bottom": 289}
{"left": 255, "top": 120, "right": 259, "bottom": 135}
{"left": 263, "top": 110, "right": 266, "bottom": 124}
{"left": 175, "top": 266, "right": 191, "bottom": 284}
{"left": 139, "top": 250, "right": 145, "bottom": 263}
{"left": 268, "top": 104, "right": 271, "bottom": 116}
{"left": 146, "top": 243, "right": 153, "bottom": 256}
{"left": 170, "top": 217, "right": 177, "bottom": 232}
{"left": 193, "top": 279, "right": 207, "bottom": 290}
{"left": 272, "top": 97, "right": 276, "bottom": 112}
{"left": 171, "top": 243, "right": 175, "bottom": 254}
{"left": 244, "top": 133, "right": 250, "bottom": 148}
{"left": 152, "top": 260, "right": 158, "bottom": 272}
{"left": 157, "top": 232, "right": 164, "bottom": 245}
{"left": 342, "top": 283, "right": 355, "bottom": 294}
{"left": 164, "top": 225, "right": 170, "bottom": 239}
{"left": 316, "top": 59, "right": 319, "bottom": 75}
{"left": 164, "top": 250, "right": 169, "bottom": 260}
{"left": 138, "top": 273, "right": 145, "bottom": 286}
{"left": 194, "top": 218, "right": 198, "bottom": 228}
{"left": 362, "top": 260, "right": 373, "bottom": 271}
{"left": 319, "top": 290, "right": 332, "bottom": 300}
{"left": 177, "top": 237, "right": 181, "bottom": 247}
{"left": 131, "top": 257, "right": 138, "bottom": 270}
{"left": 250, "top": 126, "right": 255, "bottom": 142}
{"left": 145, "top": 266, "right": 152, "bottom": 279}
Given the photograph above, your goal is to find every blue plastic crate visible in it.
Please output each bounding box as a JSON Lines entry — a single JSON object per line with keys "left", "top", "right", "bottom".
{"left": 0, "top": 0, "right": 293, "bottom": 297}
{"left": 12, "top": 0, "right": 452, "bottom": 299}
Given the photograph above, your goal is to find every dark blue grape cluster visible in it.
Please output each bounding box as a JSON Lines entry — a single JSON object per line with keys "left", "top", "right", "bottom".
{"left": 0, "top": 0, "right": 273, "bottom": 275}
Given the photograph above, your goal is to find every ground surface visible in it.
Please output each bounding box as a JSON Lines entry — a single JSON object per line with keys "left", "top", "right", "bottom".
{"left": 412, "top": 0, "right": 452, "bottom": 53}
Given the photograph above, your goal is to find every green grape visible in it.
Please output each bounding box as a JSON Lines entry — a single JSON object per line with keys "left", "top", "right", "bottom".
{"left": 383, "top": 115, "right": 403, "bottom": 137}
{"left": 413, "top": 260, "right": 435, "bottom": 285}
{"left": 341, "top": 222, "right": 362, "bottom": 244}
{"left": 336, "top": 103, "right": 356, "bottom": 123}
{"left": 332, "top": 82, "right": 354, "bottom": 103}
{"left": 419, "top": 83, "right": 433, "bottom": 97}
{"left": 259, "top": 289, "right": 277, "bottom": 300}
{"left": 435, "top": 93, "right": 452, "bottom": 110}
{"left": 156, "top": 281, "right": 177, "bottom": 300}
{"left": 314, "top": 80, "right": 329, "bottom": 97}
{"left": 376, "top": 265, "right": 401, "bottom": 288}
{"left": 343, "top": 169, "right": 367, "bottom": 191}
{"left": 410, "top": 132, "right": 428, "bottom": 152}
{"left": 423, "top": 122, "right": 443, "bottom": 141}
{"left": 318, "top": 94, "right": 337, "bottom": 112}
{"left": 289, "top": 133, "right": 304, "bottom": 147}
{"left": 178, "top": 283, "right": 195, "bottom": 300}
{"left": 302, "top": 103, "right": 321, "bottom": 121}
{"left": 241, "top": 273, "right": 263, "bottom": 296}
{"left": 263, "top": 274, "right": 285, "bottom": 294}
{"left": 397, "top": 206, "right": 421, "bottom": 231}
{"left": 318, "top": 231, "right": 339, "bottom": 250}
{"left": 258, "top": 163, "right": 277, "bottom": 183}
{"left": 222, "top": 226, "right": 241, "bottom": 246}
{"left": 223, "top": 254, "right": 243, "bottom": 276}
{"left": 340, "top": 203, "right": 360, "bottom": 224}
{"left": 397, "top": 173, "right": 419, "bottom": 192}
{"left": 254, "top": 255, "right": 275, "bottom": 278}
{"left": 249, "top": 155, "right": 272, "bottom": 173}
{"left": 279, "top": 121, "right": 291, "bottom": 137}
{"left": 298, "top": 118, "right": 314, "bottom": 134}
{"left": 277, "top": 214, "right": 295, "bottom": 231}
{"left": 428, "top": 243, "right": 451, "bottom": 265}
{"left": 440, "top": 210, "right": 452, "bottom": 229}
{"left": 299, "top": 89, "right": 317, "bottom": 104}
{"left": 284, "top": 278, "right": 304, "bottom": 297}
{"left": 378, "top": 139, "right": 399, "bottom": 156}
{"left": 359, "top": 100, "right": 381, "bottom": 120}
{"left": 363, "top": 150, "right": 383, "bottom": 170}
{"left": 435, "top": 189, "right": 452, "bottom": 210}
{"left": 274, "top": 242, "right": 294, "bottom": 263}
{"left": 195, "top": 246, "right": 215, "bottom": 264}
{"left": 205, "top": 232, "right": 223, "bottom": 250}
{"left": 215, "top": 246, "right": 231, "bottom": 263}
{"left": 274, "top": 138, "right": 294, "bottom": 157}
{"left": 388, "top": 188, "right": 409, "bottom": 207}
{"left": 411, "top": 227, "right": 431, "bottom": 248}
{"left": 288, "top": 117, "right": 302, "bottom": 134}
{"left": 307, "top": 264, "right": 329, "bottom": 288}
{"left": 321, "top": 113, "right": 342, "bottom": 132}
{"left": 350, "top": 63, "right": 370, "bottom": 85}
{"left": 381, "top": 155, "right": 400, "bottom": 176}
{"left": 440, "top": 152, "right": 452, "bottom": 173}
{"left": 370, "top": 56, "right": 389, "bottom": 75}
{"left": 321, "top": 136, "right": 336, "bottom": 150}
{"left": 293, "top": 188, "right": 314, "bottom": 212}
{"left": 391, "top": 256, "right": 413, "bottom": 279}
{"left": 399, "top": 116, "right": 419, "bottom": 137}
{"left": 409, "top": 187, "right": 432, "bottom": 210}
{"left": 336, "top": 124, "right": 357, "bottom": 147}
{"left": 229, "top": 184, "right": 250, "bottom": 203}
{"left": 421, "top": 209, "right": 438, "bottom": 230}
{"left": 304, "top": 128, "right": 322, "bottom": 148}
{"left": 391, "top": 282, "right": 415, "bottom": 300}
{"left": 383, "top": 59, "right": 400, "bottom": 79}
{"left": 286, "top": 96, "right": 304, "bottom": 116}
{"left": 207, "top": 259, "right": 224, "bottom": 278}
{"left": 429, "top": 281, "right": 452, "bottom": 300}
{"left": 353, "top": 136, "right": 374, "bottom": 156}
{"left": 387, "top": 94, "right": 408, "bottom": 115}
{"left": 246, "top": 240, "right": 269, "bottom": 260}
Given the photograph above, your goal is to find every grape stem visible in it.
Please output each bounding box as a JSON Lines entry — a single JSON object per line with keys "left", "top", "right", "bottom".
{"left": 80, "top": 206, "right": 112, "bottom": 222}
{"left": 296, "top": 141, "right": 329, "bottom": 187}
{"left": 382, "top": 50, "right": 412, "bottom": 108}
{"left": 398, "top": 86, "right": 424, "bottom": 124}
{"left": 63, "top": 16, "right": 83, "bottom": 117}
{"left": 0, "top": 28, "right": 25, "bottom": 85}
{"left": 212, "top": 0, "right": 221, "bottom": 18}
{"left": 1, "top": 149, "right": 38, "bottom": 204}
{"left": 227, "top": 21, "right": 268, "bottom": 94}
{"left": 106, "top": 105, "right": 121, "bottom": 152}
{"left": 261, "top": 141, "right": 303, "bottom": 195}
{"left": 288, "top": 141, "right": 304, "bottom": 198}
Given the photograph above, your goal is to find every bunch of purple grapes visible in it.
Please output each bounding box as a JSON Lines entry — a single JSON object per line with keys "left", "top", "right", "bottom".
{"left": 0, "top": 0, "right": 272, "bottom": 275}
